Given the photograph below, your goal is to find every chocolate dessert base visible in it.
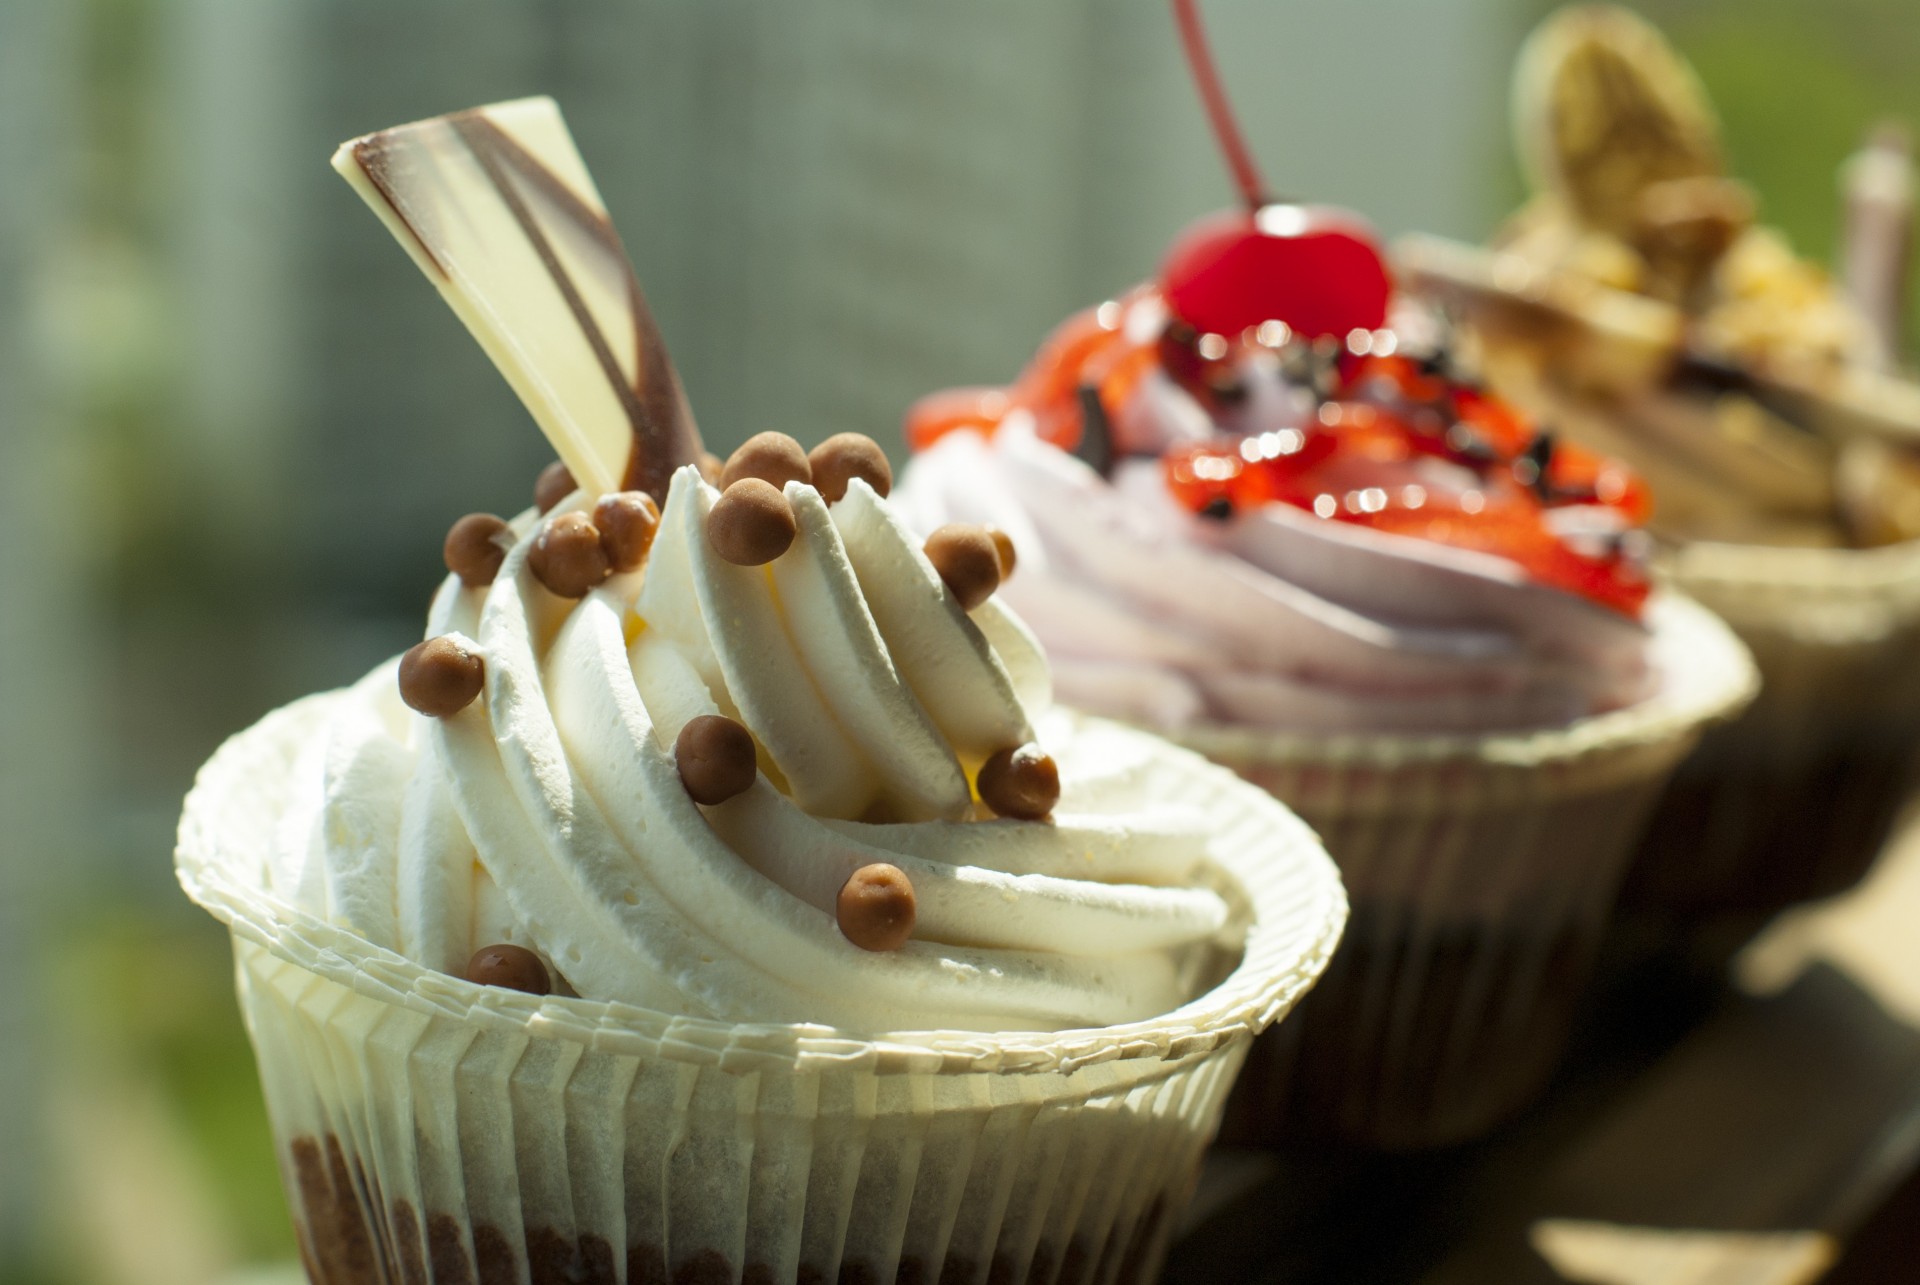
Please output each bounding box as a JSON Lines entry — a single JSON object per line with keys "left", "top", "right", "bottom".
{"left": 288, "top": 1132, "right": 1179, "bottom": 1285}
{"left": 1217, "top": 910, "right": 1598, "bottom": 1150}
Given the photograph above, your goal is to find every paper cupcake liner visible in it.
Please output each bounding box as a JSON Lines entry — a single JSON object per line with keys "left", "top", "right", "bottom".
{"left": 177, "top": 697, "right": 1346, "bottom": 1284}
{"left": 1624, "top": 538, "right": 1920, "bottom": 918}
{"left": 1179, "top": 594, "right": 1755, "bottom": 1148}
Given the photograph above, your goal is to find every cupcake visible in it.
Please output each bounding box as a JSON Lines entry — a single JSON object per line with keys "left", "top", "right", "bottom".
{"left": 1400, "top": 5, "right": 1920, "bottom": 926}
{"left": 173, "top": 98, "right": 1345, "bottom": 1284}
{"left": 897, "top": 3, "right": 1753, "bottom": 1148}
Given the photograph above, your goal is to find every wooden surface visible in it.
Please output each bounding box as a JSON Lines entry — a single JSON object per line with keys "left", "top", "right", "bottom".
{"left": 1164, "top": 810, "right": 1920, "bottom": 1285}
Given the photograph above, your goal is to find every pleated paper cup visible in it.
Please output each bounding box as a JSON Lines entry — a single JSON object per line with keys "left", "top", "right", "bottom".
{"left": 1179, "top": 593, "right": 1755, "bottom": 1148}
{"left": 1622, "top": 538, "right": 1920, "bottom": 921}
{"left": 176, "top": 697, "right": 1345, "bottom": 1285}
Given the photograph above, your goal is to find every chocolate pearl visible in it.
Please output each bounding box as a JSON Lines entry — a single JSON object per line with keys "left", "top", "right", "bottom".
{"left": 924, "top": 524, "right": 1001, "bottom": 610}
{"left": 707, "top": 478, "right": 796, "bottom": 565}
{"left": 443, "top": 512, "right": 512, "bottom": 586}
{"left": 528, "top": 512, "right": 612, "bottom": 598}
{"left": 721, "top": 431, "right": 812, "bottom": 492}
{"left": 977, "top": 743, "right": 1060, "bottom": 821}
{"left": 594, "top": 491, "right": 661, "bottom": 572}
{"left": 837, "top": 863, "right": 917, "bottom": 952}
{"left": 675, "top": 714, "right": 757, "bottom": 805}
{"left": 464, "top": 943, "right": 551, "bottom": 996}
{"left": 398, "top": 636, "right": 484, "bottom": 718}
{"left": 534, "top": 460, "right": 576, "bottom": 513}
{"left": 988, "top": 527, "right": 1017, "bottom": 578}
{"left": 698, "top": 451, "right": 726, "bottom": 487}
{"left": 808, "top": 433, "right": 892, "bottom": 503}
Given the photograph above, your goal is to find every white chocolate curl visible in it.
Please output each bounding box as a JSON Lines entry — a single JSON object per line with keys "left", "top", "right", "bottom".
{"left": 333, "top": 97, "right": 700, "bottom": 502}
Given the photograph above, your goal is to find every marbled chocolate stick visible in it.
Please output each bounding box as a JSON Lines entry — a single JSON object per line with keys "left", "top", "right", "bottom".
{"left": 333, "top": 97, "right": 702, "bottom": 502}
{"left": 1841, "top": 122, "right": 1914, "bottom": 372}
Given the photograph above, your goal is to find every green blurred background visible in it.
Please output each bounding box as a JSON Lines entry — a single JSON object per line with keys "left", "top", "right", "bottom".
{"left": 0, "top": 0, "right": 1915, "bottom": 1281}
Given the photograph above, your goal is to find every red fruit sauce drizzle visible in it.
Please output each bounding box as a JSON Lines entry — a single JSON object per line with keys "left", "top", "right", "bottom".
{"left": 1163, "top": 346, "right": 1652, "bottom": 616}
{"left": 903, "top": 0, "right": 1653, "bottom": 619}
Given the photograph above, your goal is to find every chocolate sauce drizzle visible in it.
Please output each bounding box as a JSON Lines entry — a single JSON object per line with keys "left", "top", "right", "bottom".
{"left": 1073, "top": 384, "right": 1117, "bottom": 477}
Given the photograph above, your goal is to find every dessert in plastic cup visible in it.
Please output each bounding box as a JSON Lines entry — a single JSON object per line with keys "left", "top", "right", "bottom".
{"left": 897, "top": 1, "right": 1754, "bottom": 1148}
{"left": 1399, "top": 5, "right": 1920, "bottom": 930}
{"left": 172, "top": 97, "right": 1347, "bottom": 1283}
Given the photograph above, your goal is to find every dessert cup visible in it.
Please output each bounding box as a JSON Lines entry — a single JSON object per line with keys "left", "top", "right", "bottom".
{"left": 1396, "top": 6, "right": 1920, "bottom": 932}
{"left": 1185, "top": 593, "right": 1753, "bottom": 1148}
{"left": 179, "top": 696, "right": 1345, "bottom": 1283}
{"left": 172, "top": 92, "right": 1351, "bottom": 1285}
{"left": 895, "top": 0, "right": 1763, "bottom": 1149}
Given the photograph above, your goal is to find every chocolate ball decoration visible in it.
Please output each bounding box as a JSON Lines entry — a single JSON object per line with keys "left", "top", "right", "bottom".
{"left": 924, "top": 524, "right": 1002, "bottom": 610}
{"left": 808, "top": 433, "right": 892, "bottom": 503}
{"left": 708, "top": 478, "right": 797, "bottom": 566}
{"left": 464, "top": 943, "right": 551, "bottom": 996}
{"left": 594, "top": 491, "right": 661, "bottom": 572}
{"left": 675, "top": 714, "right": 758, "bottom": 805}
{"left": 837, "top": 863, "right": 917, "bottom": 952}
{"left": 988, "top": 527, "right": 1018, "bottom": 578}
{"left": 722, "top": 431, "right": 812, "bottom": 492}
{"left": 534, "top": 460, "right": 576, "bottom": 513}
{"left": 977, "top": 743, "right": 1060, "bottom": 821}
{"left": 398, "top": 636, "right": 485, "bottom": 718}
{"left": 528, "top": 512, "right": 613, "bottom": 598}
{"left": 444, "top": 512, "right": 512, "bottom": 586}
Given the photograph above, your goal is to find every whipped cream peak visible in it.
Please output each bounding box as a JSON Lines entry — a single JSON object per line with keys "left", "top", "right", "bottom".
{"left": 902, "top": 411, "right": 1657, "bottom": 736}
{"left": 277, "top": 449, "right": 1233, "bottom": 1032}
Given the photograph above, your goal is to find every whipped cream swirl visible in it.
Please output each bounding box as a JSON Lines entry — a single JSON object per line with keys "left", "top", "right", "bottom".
{"left": 268, "top": 466, "right": 1233, "bottom": 1032}
{"left": 899, "top": 422, "right": 1658, "bottom": 735}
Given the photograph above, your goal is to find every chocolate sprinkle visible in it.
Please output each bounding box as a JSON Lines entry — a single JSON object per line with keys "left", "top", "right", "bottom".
{"left": 1446, "top": 423, "right": 1500, "bottom": 467}
{"left": 593, "top": 491, "right": 660, "bottom": 572}
{"left": 1199, "top": 496, "right": 1234, "bottom": 521}
{"left": 977, "top": 743, "right": 1060, "bottom": 821}
{"left": 1517, "top": 430, "right": 1557, "bottom": 501}
{"left": 708, "top": 479, "right": 796, "bottom": 566}
{"left": 534, "top": 460, "right": 576, "bottom": 513}
{"left": 464, "top": 943, "right": 551, "bottom": 996}
{"left": 923, "top": 524, "right": 1001, "bottom": 610}
{"left": 837, "top": 863, "right": 917, "bottom": 952}
{"left": 807, "top": 433, "right": 893, "bottom": 503}
{"left": 721, "top": 432, "right": 812, "bottom": 492}
{"left": 443, "top": 513, "right": 512, "bottom": 586}
{"left": 675, "top": 714, "right": 757, "bottom": 805}
{"left": 528, "top": 512, "right": 612, "bottom": 598}
{"left": 398, "top": 636, "right": 485, "bottom": 718}
{"left": 1072, "top": 385, "right": 1117, "bottom": 478}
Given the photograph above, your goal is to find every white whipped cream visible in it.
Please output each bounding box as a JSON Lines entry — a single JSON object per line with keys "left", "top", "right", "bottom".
{"left": 898, "top": 423, "right": 1658, "bottom": 734}
{"left": 269, "top": 466, "right": 1234, "bottom": 1033}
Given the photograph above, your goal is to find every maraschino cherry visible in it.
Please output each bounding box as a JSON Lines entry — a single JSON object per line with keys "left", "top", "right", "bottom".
{"left": 1159, "top": 0, "right": 1393, "bottom": 342}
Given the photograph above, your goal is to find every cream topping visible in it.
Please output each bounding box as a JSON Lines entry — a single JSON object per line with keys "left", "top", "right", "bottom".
{"left": 899, "top": 423, "right": 1658, "bottom": 734}
{"left": 272, "top": 465, "right": 1232, "bottom": 1032}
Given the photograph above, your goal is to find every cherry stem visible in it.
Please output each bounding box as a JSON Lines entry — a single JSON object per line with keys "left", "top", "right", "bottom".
{"left": 1171, "top": 0, "right": 1269, "bottom": 210}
